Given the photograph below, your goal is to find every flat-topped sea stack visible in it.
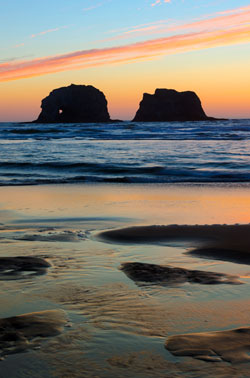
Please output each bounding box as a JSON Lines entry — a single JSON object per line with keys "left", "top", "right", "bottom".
{"left": 35, "top": 84, "right": 111, "bottom": 123}
{"left": 133, "top": 88, "right": 213, "bottom": 122}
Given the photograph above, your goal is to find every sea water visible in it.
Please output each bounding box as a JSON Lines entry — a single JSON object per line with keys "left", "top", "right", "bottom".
{"left": 0, "top": 119, "right": 250, "bottom": 185}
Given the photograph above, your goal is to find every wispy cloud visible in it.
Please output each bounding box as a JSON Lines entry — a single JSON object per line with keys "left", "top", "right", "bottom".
{"left": 30, "top": 26, "right": 68, "bottom": 38}
{"left": 0, "top": 5, "right": 249, "bottom": 82}
{"left": 215, "top": 5, "right": 250, "bottom": 15}
{"left": 83, "top": 0, "right": 111, "bottom": 12}
{"left": 107, "top": 20, "right": 168, "bottom": 35}
{"left": 151, "top": 0, "right": 171, "bottom": 6}
{"left": 0, "top": 55, "right": 32, "bottom": 63}
{"left": 13, "top": 43, "right": 25, "bottom": 48}
{"left": 103, "top": 4, "right": 250, "bottom": 42}
{"left": 83, "top": 3, "right": 102, "bottom": 12}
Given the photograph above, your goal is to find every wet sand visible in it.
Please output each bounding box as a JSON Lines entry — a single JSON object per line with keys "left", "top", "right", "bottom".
{"left": 1, "top": 183, "right": 250, "bottom": 377}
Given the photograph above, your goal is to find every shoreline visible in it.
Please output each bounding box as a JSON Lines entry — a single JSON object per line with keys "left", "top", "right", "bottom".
{"left": 2, "top": 182, "right": 250, "bottom": 225}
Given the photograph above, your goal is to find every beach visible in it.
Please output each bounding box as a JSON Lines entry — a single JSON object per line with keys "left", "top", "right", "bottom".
{"left": 1, "top": 0, "right": 250, "bottom": 374}
{"left": 1, "top": 183, "right": 250, "bottom": 377}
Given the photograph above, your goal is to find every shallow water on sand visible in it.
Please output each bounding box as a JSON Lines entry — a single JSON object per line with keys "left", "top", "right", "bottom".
{"left": 1, "top": 183, "right": 250, "bottom": 377}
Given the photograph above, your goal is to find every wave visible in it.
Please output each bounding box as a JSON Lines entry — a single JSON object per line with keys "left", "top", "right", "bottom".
{"left": 1, "top": 119, "right": 250, "bottom": 141}
{"left": 1, "top": 172, "right": 250, "bottom": 186}
{"left": 1, "top": 120, "right": 250, "bottom": 185}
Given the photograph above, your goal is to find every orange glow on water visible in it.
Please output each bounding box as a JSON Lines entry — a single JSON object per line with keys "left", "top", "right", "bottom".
{"left": 2, "top": 184, "right": 250, "bottom": 225}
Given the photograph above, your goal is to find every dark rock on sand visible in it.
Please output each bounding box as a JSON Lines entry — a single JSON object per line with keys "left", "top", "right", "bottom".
{"left": 120, "top": 262, "right": 242, "bottom": 285}
{"left": 165, "top": 327, "right": 250, "bottom": 363}
{"left": 0, "top": 256, "right": 50, "bottom": 279}
{"left": 35, "top": 84, "right": 111, "bottom": 123}
{"left": 101, "top": 224, "right": 250, "bottom": 267}
{"left": 99, "top": 224, "right": 250, "bottom": 254}
{"left": 0, "top": 309, "right": 67, "bottom": 359}
{"left": 133, "top": 89, "right": 213, "bottom": 122}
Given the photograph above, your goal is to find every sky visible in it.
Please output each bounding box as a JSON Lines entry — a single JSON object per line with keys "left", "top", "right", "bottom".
{"left": 0, "top": 0, "right": 249, "bottom": 121}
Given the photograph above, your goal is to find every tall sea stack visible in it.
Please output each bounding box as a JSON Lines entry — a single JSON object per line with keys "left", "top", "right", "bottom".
{"left": 133, "top": 89, "right": 212, "bottom": 122}
{"left": 35, "top": 84, "right": 111, "bottom": 123}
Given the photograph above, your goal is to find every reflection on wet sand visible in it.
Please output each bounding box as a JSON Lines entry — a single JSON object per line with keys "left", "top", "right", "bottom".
{"left": 35, "top": 280, "right": 250, "bottom": 337}
{"left": 33, "top": 281, "right": 250, "bottom": 376}
{"left": 187, "top": 248, "right": 250, "bottom": 265}
{"left": 38, "top": 282, "right": 170, "bottom": 337}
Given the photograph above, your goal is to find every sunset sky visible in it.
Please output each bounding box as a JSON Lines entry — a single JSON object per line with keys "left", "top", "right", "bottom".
{"left": 0, "top": 0, "right": 249, "bottom": 121}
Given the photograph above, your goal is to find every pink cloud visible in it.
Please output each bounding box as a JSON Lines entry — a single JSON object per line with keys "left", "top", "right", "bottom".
{"left": 104, "top": 4, "right": 250, "bottom": 42}
{"left": 13, "top": 43, "right": 25, "bottom": 48}
{"left": 151, "top": 0, "right": 171, "bottom": 6}
{"left": 0, "top": 5, "right": 250, "bottom": 82}
{"left": 215, "top": 5, "right": 250, "bottom": 15}
{"left": 151, "top": 0, "right": 161, "bottom": 6}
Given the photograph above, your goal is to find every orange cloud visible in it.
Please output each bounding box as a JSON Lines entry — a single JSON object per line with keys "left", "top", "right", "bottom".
{"left": 0, "top": 11, "right": 250, "bottom": 82}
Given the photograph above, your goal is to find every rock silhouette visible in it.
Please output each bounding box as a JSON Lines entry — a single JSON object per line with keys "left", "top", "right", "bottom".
{"left": 35, "top": 84, "right": 111, "bottom": 123}
{"left": 133, "top": 88, "right": 212, "bottom": 122}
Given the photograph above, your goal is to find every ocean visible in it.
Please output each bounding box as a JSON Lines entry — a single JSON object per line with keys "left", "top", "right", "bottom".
{"left": 1, "top": 119, "right": 250, "bottom": 185}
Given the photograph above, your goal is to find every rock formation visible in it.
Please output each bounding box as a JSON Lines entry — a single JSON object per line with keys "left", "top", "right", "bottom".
{"left": 120, "top": 262, "right": 242, "bottom": 285}
{"left": 165, "top": 327, "right": 250, "bottom": 363}
{"left": 35, "top": 84, "right": 111, "bottom": 123}
{"left": 0, "top": 256, "right": 50, "bottom": 279}
{"left": 0, "top": 310, "right": 67, "bottom": 359}
{"left": 133, "top": 88, "right": 212, "bottom": 122}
